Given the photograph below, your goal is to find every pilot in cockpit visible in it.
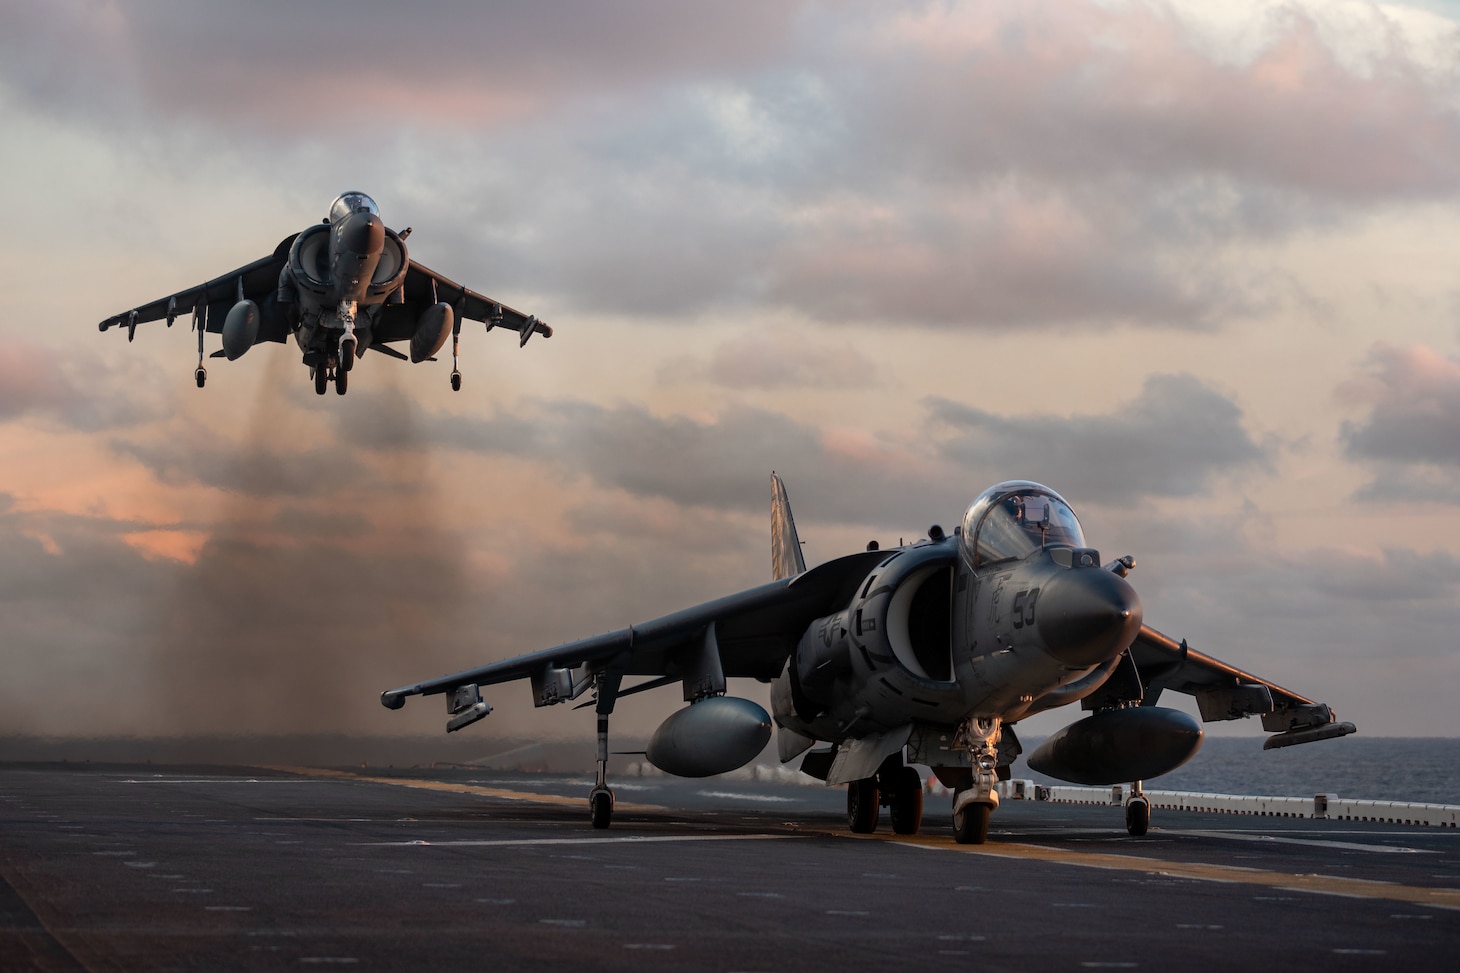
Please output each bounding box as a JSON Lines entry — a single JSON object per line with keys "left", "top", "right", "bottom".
{"left": 328, "top": 192, "right": 379, "bottom": 224}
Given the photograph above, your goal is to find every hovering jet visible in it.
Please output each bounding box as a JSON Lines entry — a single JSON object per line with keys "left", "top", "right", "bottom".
{"left": 381, "top": 475, "right": 1355, "bottom": 842}
{"left": 98, "top": 192, "right": 551, "bottom": 395}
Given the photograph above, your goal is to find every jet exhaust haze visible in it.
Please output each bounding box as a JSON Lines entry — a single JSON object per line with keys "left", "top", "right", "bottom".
{"left": 143, "top": 353, "right": 472, "bottom": 744}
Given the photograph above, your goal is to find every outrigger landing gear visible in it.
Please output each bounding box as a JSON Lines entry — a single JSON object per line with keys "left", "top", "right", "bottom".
{"left": 193, "top": 301, "right": 207, "bottom": 388}
{"left": 952, "top": 715, "right": 1002, "bottom": 845}
{"left": 449, "top": 310, "right": 463, "bottom": 391}
{"left": 1125, "top": 780, "right": 1150, "bottom": 837}
{"left": 588, "top": 672, "right": 622, "bottom": 830}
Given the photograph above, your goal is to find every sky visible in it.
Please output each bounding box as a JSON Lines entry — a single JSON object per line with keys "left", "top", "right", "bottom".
{"left": 0, "top": 0, "right": 1458, "bottom": 748}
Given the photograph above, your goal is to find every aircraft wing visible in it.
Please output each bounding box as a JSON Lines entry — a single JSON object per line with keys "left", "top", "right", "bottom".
{"left": 1129, "top": 624, "right": 1356, "bottom": 748}
{"left": 97, "top": 235, "right": 297, "bottom": 344}
{"left": 381, "top": 548, "right": 886, "bottom": 714}
{"left": 375, "top": 260, "right": 552, "bottom": 348}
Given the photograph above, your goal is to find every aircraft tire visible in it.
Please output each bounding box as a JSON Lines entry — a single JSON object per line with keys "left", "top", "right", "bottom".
{"left": 1125, "top": 797, "right": 1150, "bottom": 837}
{"left": 953, "top": 801, "right": 991, "bottom": 845}
{"left": 889, "top": 767, "right": 923, "bottom": 835}
{"left": 451, "top": 370, "right": 462, "bottom": 391}
{"left": 335, "top": 368, "right": 348, "bottom": 395}
{"left": 195, "top": 368, "right": 207, "bottom": 389}
{"left": 340, "top": 339, "right": 355, "bottom": 373}
{"left": 314, "top": 368, "right": 328, "bottom": 396}
{"left": 847, "top": 778, "right": 880, "bottom": 834}
{"left": 590, "top": 790, "right": 613, "bottom": 830}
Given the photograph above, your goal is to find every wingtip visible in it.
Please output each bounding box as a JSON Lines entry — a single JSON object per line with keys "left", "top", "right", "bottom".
{"left": 381, "top": 690, "right": 407, "bottom": 710}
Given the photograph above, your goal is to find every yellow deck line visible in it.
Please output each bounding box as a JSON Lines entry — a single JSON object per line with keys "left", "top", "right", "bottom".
{"left": 845, "top": 831, "right": 1460, "bottom": 910}
{"left": 270, "top": 767, "right": 1459, "bottom": 909}
{"left": 264, "top": 765, "right": 667, "bottom": 813}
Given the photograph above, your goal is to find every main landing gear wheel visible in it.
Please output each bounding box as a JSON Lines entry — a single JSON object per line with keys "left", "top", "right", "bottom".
{"left": 313, "top": 367, "right": 328, "bottom": 396}
{"left": 589, "top": 788, "right": 613, "bottom": 830}
{"left": 953, "top": 799, "right": 992, "bottom": 845}
{"left": 334, "top": 367, "right": 348, "bottom": 395}
{"left": 887, "top": 766, "right": 923, "bottom": 835}
{"left": 1126, "top": 797, "right": 1151, "bottom": 837}
{"left": 847, "top": 777, "right": 880, "bottom": 834}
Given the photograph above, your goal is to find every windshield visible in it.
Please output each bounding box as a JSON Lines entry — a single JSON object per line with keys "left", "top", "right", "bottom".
{"left": 328, "top": 191, "right": 379, "bottom": 223}
{"left": 960, "top": 481, "right": 1085, "bottom": 567}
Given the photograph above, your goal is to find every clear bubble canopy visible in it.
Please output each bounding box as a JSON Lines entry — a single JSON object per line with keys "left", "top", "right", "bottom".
{"left": 328, "top": 191, "right": 379, "bottom": 223}
{"left": 960, "top": 480, "right": 1086, "bottom": 567}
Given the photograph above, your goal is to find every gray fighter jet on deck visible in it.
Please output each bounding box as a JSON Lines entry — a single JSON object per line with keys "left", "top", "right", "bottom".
{"left": 382, "top": 475, "right": 1355, "bottom": 842}
{"left": 99, "top": 192, "right": 551, "bottom": 395}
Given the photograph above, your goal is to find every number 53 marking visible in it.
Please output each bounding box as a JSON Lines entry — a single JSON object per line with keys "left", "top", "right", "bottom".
{"left": 1011, "top": 588, "right": 1040, "bottom": 629}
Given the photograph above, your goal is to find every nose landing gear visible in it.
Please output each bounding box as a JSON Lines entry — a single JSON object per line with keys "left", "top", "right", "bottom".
{"left": 952, "top": 716, "right": 1002, "bottom": 845}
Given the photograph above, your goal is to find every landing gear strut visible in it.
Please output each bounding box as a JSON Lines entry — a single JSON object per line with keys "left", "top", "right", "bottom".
{"left": 952, "top": 716, "right": 1002, "bottom": 845}
{"left": 449, "top": 306, "right": 463, "bottom": 391}
{"left": 588, "top": 672, "right": 622, "bottom": 829}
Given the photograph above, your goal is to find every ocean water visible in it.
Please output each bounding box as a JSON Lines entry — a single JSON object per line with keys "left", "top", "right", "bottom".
{"left": 1015, "top": 736, "right": 1460, "bottom": 805}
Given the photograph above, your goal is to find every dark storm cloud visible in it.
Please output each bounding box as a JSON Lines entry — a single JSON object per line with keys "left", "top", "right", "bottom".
{"left": 928, "top": 374, "right": 1273, "bottom": 503}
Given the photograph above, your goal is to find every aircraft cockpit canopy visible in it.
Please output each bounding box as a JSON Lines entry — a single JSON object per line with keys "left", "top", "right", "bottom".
{"left": 960, "top": 481, "right": 1086, "bottom": 567}
{"left": 328, "top": 191, "right": 379, "bottom": 223}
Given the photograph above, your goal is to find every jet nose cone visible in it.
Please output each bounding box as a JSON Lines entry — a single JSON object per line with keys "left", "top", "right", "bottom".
{"left": 339, "top": 210, "right": 385, "bottom": 254}
{"left": 1035, "top": 568, "right": 1144, "bottom": 668}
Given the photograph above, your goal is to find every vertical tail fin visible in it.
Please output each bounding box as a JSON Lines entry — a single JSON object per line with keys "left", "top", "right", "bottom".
{"left": 771, "top": 472, "right": 807, "bottom": 581}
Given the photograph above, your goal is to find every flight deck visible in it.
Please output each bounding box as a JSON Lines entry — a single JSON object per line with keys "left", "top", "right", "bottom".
{"left": 1, "top": 763, "right": 1455, "bottom": 971}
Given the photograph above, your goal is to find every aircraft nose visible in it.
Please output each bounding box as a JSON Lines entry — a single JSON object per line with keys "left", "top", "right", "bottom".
{"left": 339, "top": 210, "right": 385, "bottom": 255}
{"left": 1035, "top": 568, "right": 1143, "bottom": 669}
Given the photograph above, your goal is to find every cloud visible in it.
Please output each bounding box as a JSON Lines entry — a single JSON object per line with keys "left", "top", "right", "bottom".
{"left": 8, "top": 2, "right": 1458, "bottom": 331}
{"left": 0, "top": 0, "right": 799, "bottom": 132}
{"left": 1338, "top": 343, "right": 1460, "bottom": 504}
{"left": 928, "top": 373, "right": 1273, "bottom": 503}
{"left": 657, "top": 330, "right": 883, "bottom": 390}
{"left": 0, "top": 341, "right": 174, "bottom": 432}
{"left": 1341, "top": 343, "right": 1460, "bottom": 466}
